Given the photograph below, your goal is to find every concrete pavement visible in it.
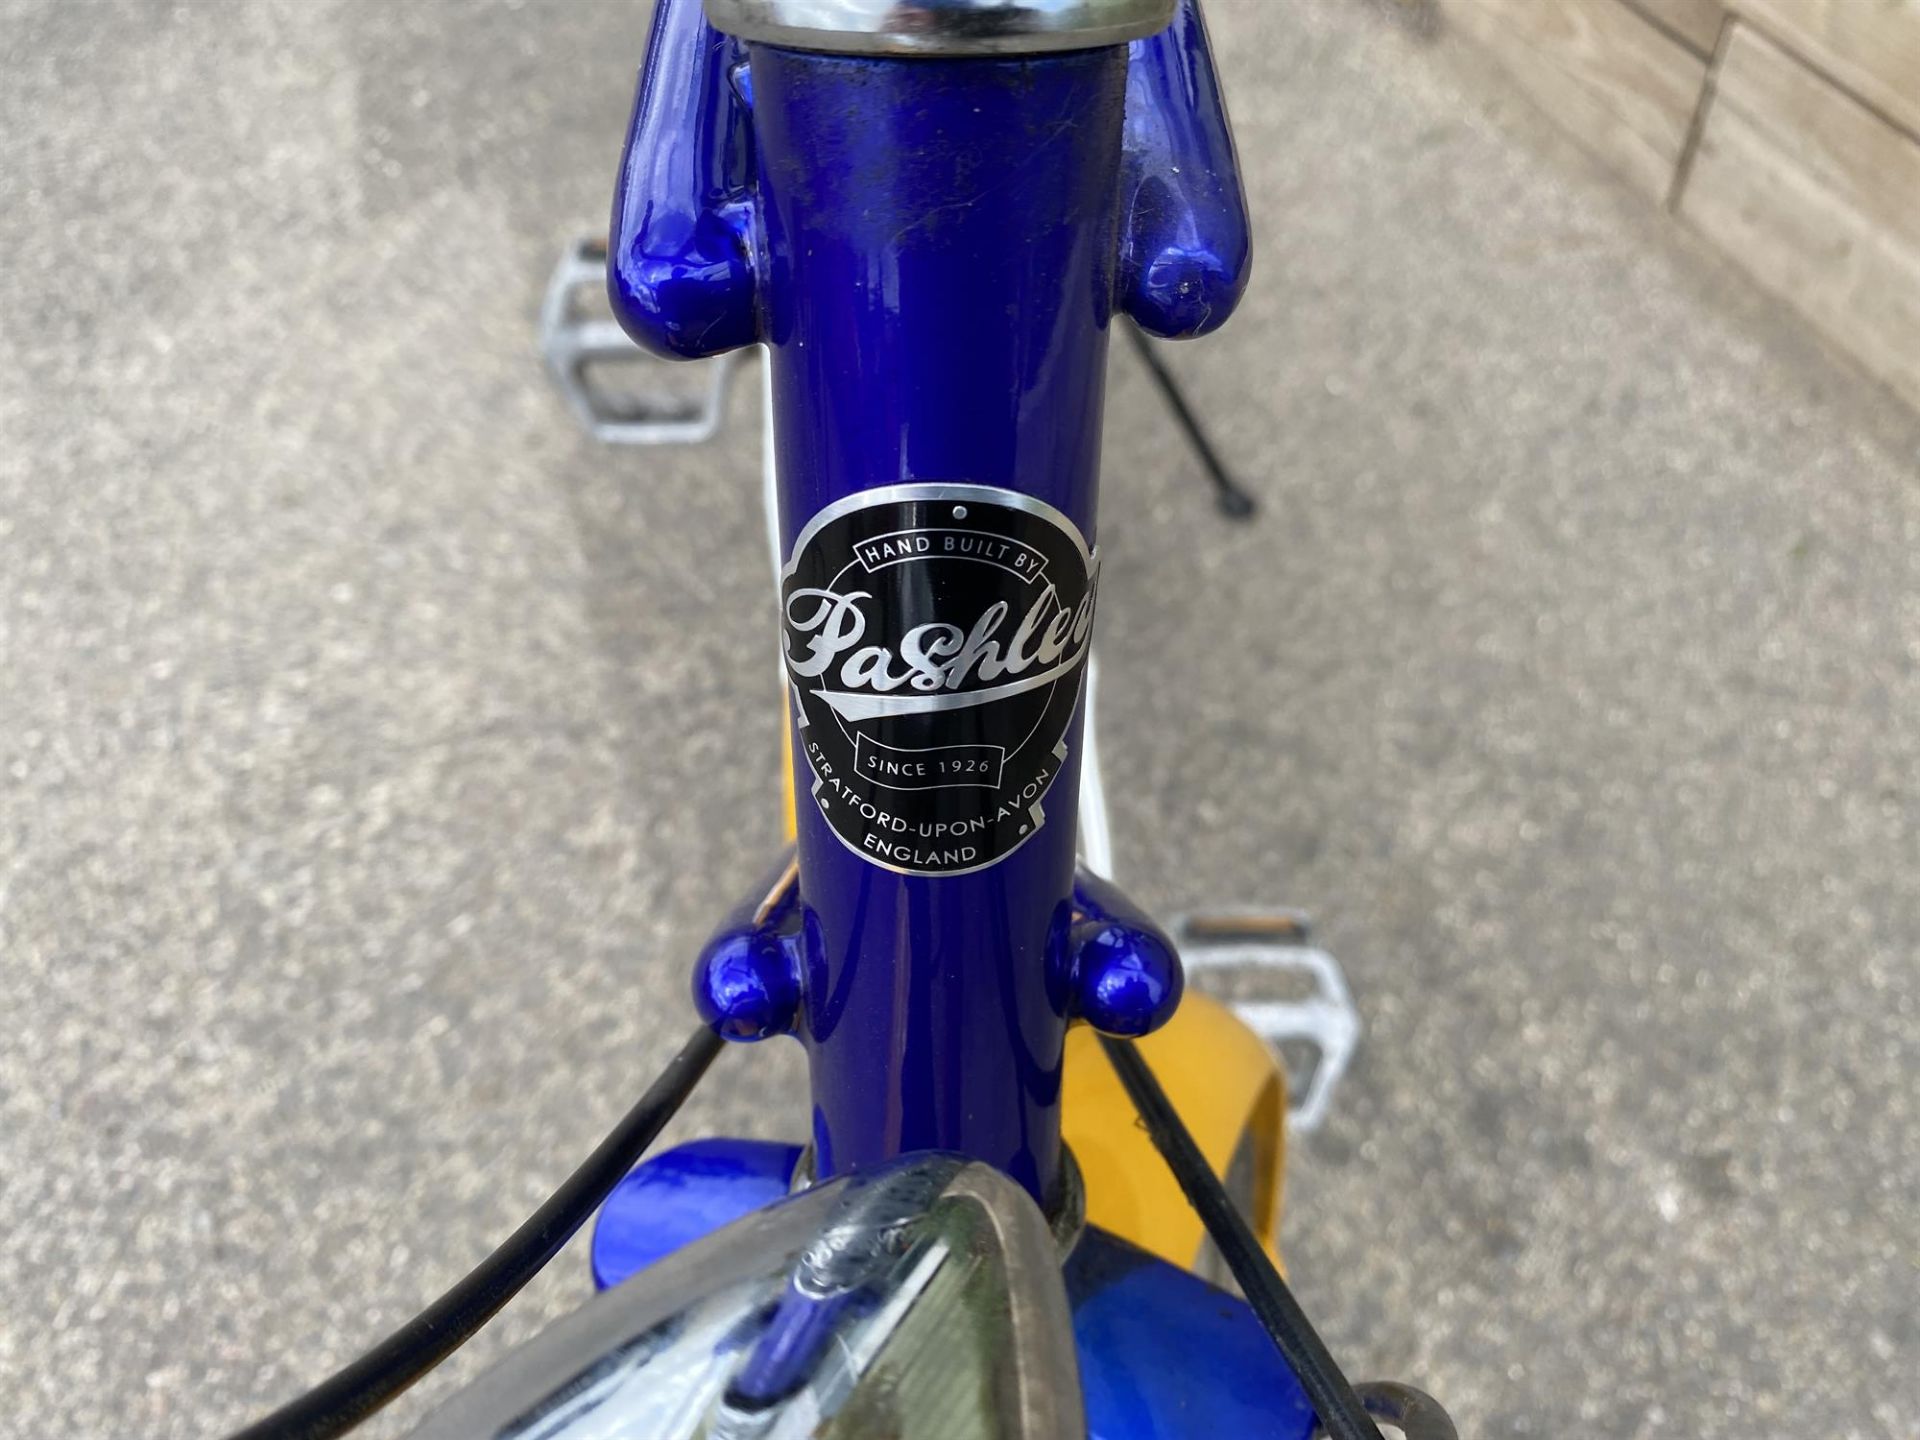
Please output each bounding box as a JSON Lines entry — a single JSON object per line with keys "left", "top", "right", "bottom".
{"left": 1, "top": 1, "right": 1914, "bottom": 1436}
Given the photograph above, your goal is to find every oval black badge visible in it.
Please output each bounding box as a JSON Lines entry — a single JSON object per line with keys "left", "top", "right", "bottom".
{"left": 782, "top": 483, "right": 1099, "bottom": 877}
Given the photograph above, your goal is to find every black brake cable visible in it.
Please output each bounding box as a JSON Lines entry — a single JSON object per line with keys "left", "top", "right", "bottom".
{"left": 1098, "top": 1033, "right": 1388, "bottom": 1440}
{"left": 223, "top": 1027, "right": 725, "bottom": 1440}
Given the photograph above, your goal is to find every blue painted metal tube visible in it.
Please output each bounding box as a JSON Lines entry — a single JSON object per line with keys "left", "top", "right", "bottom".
{"left": 1119, "top": 0, "right": 1252, "bottom": 337}
{"left": 750, "top": 45, "right": 1132, "bottom": 1204}
{"left": 607, "top": 0, "right": 757, "bottom": 360}
{"left": 610, "top": 0, "right": 1251, "bottom": 1205}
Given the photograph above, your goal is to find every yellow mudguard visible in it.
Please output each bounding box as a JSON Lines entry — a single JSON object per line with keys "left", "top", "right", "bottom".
{"left": 1063, "top": 992, "right": 1287, "bottom": 1273}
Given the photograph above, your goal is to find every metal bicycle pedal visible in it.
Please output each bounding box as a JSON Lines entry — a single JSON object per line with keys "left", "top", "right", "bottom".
{"left": 539, "top": 235, "right": 743, "bottom": 445}
{"left": 1173, "top": 910, "right": 1360, "bottom": 1133}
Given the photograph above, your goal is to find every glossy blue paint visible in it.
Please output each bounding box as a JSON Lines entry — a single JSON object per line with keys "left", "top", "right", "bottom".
{"left": 728, "top": 1284, "right": 868, "bottom": 1406}
{"left": 752, "top": 43, "right": 1131, "bottom": 1207}
{"left": 1066, "top": 1227, "right": 1317, "bottom": 1440}
{"left": 589, "top": 1138, "right": 802, "bottom": 1292}
{"left": 693, "top": 926, "right": 799, "bottom": 1040}
{"left": 1065, "top": 869, "right": 1186, "bottom": 1036}
{"left": 609, "top": 0, "right": 1251, "bottom": 1203}
{"left": 692, "top": 854, "right": 806, "bottom": 1040}
{"left": 1118, "top": 0, "right": 1253, "bottom": 338}
{"left": 607, "top": 0, "right": 758, "bottom": 360}
{"left": 589, "top": 1157, "right": 1314, "bottom": 1439}
{"left": 1067, "top": 919, "right": 1184, "bottom": 1037}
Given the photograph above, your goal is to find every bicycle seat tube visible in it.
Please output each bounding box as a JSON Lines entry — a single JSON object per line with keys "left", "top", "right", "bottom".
{"left": 610, "top": 0, "right": 1250, "bottom": 1204}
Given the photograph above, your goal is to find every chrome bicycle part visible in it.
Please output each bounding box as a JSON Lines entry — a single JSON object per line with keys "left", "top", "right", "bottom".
{"left": 703, "top": 0, "right": 1175, "bottom": 56}
{"left": 404, "top": 1152, "right": 1085, "bottom": 1440}
{"left": 1075, "top": 653, "right": 1116, "bottom": 881}
{"left": 540, "top": 236, "right": 742, "bottom": 445}
{"left": 784, "top": 1141, "right": 1089, "bottom": 1257}
{"left": 1174, "top": 911, "right": 1361, "bottom": 1133}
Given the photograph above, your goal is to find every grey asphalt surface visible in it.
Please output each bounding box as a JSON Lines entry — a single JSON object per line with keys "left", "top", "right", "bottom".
{"left": 3, "top": 1, "right": 1916, "bottom": 1437}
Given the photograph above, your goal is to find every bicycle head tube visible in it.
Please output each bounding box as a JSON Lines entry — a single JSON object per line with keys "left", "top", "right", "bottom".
{"left": 609, "top": 0, "right": 1250, "bottom": 1205}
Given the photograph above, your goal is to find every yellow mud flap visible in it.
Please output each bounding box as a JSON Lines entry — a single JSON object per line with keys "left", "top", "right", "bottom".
{"left": 1063, "top": 991, "right": 1287, "bottom": 1274}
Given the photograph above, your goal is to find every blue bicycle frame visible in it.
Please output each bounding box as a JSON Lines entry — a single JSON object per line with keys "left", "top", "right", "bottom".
{"left": 585, "top": 6, "right": 1343, "bottom": 1435}
{"left": 611, "top": 0, "right": 1249, "bottom": 1208}
{"left": 204, "top": 10, "right": 1459, "bottom": 1437}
